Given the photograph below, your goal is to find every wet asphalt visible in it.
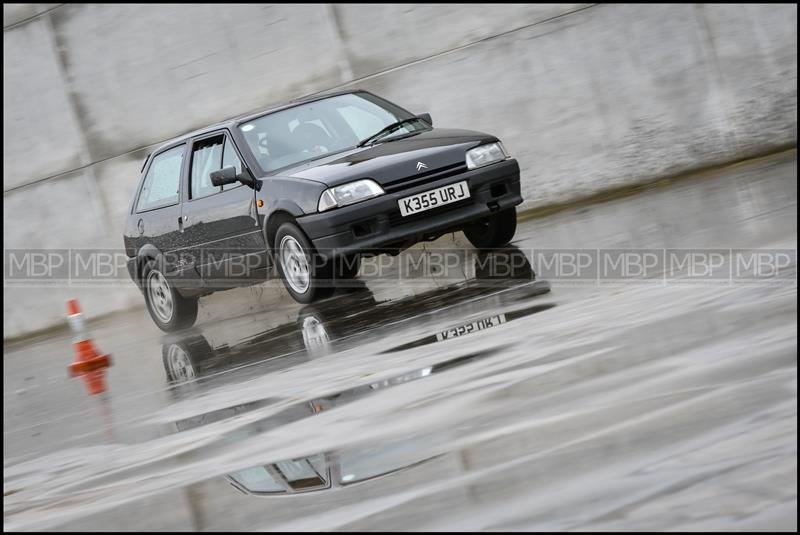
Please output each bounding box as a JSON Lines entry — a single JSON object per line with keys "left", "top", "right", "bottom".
{"left": 3, "top": 152, "right": 797, "bottom": 531}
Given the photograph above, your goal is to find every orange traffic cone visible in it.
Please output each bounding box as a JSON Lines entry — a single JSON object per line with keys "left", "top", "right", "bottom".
{"left": 66, "top": 299, "right": 112, "bottom": 395}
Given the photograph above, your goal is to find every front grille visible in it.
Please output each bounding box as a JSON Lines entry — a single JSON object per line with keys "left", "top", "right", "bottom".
{"left": 382, "top": 162, "right": 468, "bottom": 192}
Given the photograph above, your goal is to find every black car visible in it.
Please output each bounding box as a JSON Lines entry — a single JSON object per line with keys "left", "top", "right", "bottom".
{"left": 124, "top": 90, "right": 523, "bottom": 331}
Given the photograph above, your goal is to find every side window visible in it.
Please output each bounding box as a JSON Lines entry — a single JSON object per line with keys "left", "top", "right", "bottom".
{"left": 136, "top": 145, "right": 184, "bottom": 212}
{"left": 190, "top": 136, "right": 224, "bottom": 200}
{"left": 221, "top": 136, "right": 243, "bottom": 178}
{"left": 191, "top": 134, "right": 244, "bottom": 199}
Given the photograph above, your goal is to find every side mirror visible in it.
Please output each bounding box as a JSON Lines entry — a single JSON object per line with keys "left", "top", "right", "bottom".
{"left": 210, "top": 166, "right": 262, "bottom": 191}
{"left": 417, "top": 112, "right": 433, "bottom": 126}
{"left": 210, "top": 165, "right": 238, "bottom": 187}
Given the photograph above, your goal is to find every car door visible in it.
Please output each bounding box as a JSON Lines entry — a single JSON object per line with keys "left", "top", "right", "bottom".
{"left": 179, "top": 131, "right": 268, "bottom": 285}
{"left": 132, "top": 143, "right": 187, "bottom": 276}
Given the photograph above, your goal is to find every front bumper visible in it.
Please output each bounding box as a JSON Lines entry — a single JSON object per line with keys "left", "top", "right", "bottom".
{"left": 297, "top": 159, "right": 522, "bottom": 257}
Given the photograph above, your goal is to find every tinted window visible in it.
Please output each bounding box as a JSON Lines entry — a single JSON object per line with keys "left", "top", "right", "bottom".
{"left": 191, "top": 135, "right": 243, "bottom": 200}
{"left": 136, "top": 145, "right": 184, "bottom": 212}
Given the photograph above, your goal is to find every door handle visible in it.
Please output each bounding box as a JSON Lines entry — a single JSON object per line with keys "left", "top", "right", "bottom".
{"left": 178, "top": 215, "right": 188, "bottom": 232}
{"left": 137, "top": 219, "right": 145, "bottom": 235}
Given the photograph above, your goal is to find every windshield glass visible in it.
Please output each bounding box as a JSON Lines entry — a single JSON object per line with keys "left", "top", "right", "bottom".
{"left": 238, "top": 92, "right": 428, "bottom": 174}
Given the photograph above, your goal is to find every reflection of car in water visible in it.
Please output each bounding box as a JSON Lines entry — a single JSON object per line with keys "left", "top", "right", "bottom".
{"left": 224, "top": 374, "right": 444, "bottom": 496}
{"left": 174, "top": 350, "right": 500, "bottom": 495}
{"left": 161, "top": 284, "right": 377, "bottom": 387}
{"left": 164, "top": 246, "right": 554, "bottom": 495}
{"left": 227, "top": 437, "right": 440, "bottom": 496}
{"left": 161, "top": 246, "right": 546, "bottom": 386}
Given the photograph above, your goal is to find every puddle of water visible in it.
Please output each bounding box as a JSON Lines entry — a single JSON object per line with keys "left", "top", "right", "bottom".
{"left": 382, "top": 302, "right": 556, "bottom": 353}
{"left": 170, "top": 347, "right": 505, "bottom": 496}
{"left": 159, "top": 248, "right": 550, "bottom": 394}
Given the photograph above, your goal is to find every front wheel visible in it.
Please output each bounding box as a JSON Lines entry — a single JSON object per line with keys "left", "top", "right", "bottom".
{"left": 142, "top": 260, "right": 198, "bottom": 332}
{"left": 275, "top": 222, "right": 335, "bottom": 304}
{"left": 463, "top": 207, "right": 518, "bottom": 249}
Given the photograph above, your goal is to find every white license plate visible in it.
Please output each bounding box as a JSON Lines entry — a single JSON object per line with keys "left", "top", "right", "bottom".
{"left": 435, "top": 314, "right": 507, "bottom": 342}
{"left": 398, "top": 180, "right": 470, "bottom": 217}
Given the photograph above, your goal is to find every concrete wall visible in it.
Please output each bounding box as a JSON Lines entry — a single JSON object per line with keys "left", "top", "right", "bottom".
{"left": 3, "top": 3, "right": 797, "bottom": 338}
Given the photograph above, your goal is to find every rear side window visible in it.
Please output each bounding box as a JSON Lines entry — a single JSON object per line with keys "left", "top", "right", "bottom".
{"left": 136, "top": 145, "right": 184, "bottom": 212}
{"left": 191, "top": 134, "right": 243, "bottom": 200}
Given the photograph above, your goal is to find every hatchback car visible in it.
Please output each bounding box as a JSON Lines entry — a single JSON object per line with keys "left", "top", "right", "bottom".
{"left": 124, "top": 90, "right": 523, "bottom": 331}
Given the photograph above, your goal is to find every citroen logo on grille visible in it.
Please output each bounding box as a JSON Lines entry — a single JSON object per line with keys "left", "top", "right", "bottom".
{"left": 416, "top": 161, "right": 428, "bottom": 172}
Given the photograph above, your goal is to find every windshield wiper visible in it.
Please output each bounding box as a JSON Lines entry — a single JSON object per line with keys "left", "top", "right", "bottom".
{"left": 356, "top": 117, "right": 423, "bottom": 148}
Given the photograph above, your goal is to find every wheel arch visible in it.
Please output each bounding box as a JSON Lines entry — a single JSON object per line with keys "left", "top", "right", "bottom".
{"left": 264, "top": 209, "right": 300, "bottom": 250}
{"left": 134, "top": 244, "right": 163, "bottom": 286}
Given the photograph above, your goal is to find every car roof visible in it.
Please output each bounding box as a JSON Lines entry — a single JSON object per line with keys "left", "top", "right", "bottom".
{"left": 145, "top": 88, "right": 368, "bottom": 159}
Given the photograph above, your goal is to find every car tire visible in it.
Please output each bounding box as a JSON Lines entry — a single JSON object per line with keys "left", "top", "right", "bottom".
{"left": 161, "top": 333, "right": 214, "bottom": 385}
{"left": 296, "top": 309, "right": 333, "bottom": 357}
{"left": 142, "top": 260, "right": 199, "bottom": 332}
{"left": 463, "top": 207, "right": 518, "bottom": 249}
{"left": 275, "top": 222, "right": 335, "bottom": 303}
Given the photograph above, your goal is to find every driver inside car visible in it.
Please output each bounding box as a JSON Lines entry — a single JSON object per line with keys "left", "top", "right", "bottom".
{"left": 290, "top": 121, "right": 332, "bottom": 156}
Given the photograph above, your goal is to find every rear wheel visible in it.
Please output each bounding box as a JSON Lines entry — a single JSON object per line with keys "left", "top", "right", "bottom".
{"left": 161, "top": 334, "right": 213, "bottom": 384}
{"left": 161, "top": 333, "right": 213, "bottom": 399}
{"left": 142, "top": 260, "right": 198, "bottom": 332}
{"left": 463, "top": 207, "right": 517, "bottom": 249}
{"left": 275, "top": 222, "right": 335, "bottom": 303}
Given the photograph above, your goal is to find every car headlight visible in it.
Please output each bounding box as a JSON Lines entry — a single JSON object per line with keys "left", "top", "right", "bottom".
{"left": 318, "top": 179, "right": 384, "bottom": 212}
{"left": 465, "top": 142, "right": 509, "bottom": 170}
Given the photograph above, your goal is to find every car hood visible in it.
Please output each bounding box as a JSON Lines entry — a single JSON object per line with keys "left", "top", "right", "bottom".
{"left": 277, "top": 128, "right": 498, "bottom": 187}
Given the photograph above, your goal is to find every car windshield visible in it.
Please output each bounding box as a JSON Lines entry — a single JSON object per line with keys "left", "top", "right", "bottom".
{"left": 237, "top": 92, "right": 428, "bottom": 174}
